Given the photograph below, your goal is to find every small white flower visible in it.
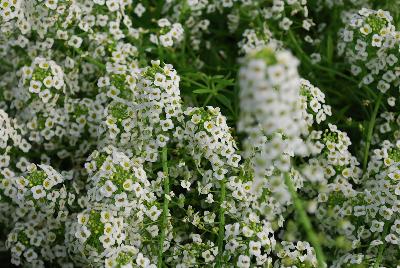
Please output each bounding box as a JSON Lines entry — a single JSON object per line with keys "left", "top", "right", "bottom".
{"left": 360, "top": 24, "right": 372, "bottom": 35}
{"left": 202, "top": 250, "right": 215, "bottom": 262}
{"left": 371, "top": 34, "right": 383, "bottom": 47}
{"left": 370, "top": 220, "right": 384, "bottom": 233}
{"left": 134, "top": 3, "right": 146, "bottom": 17}
{"left": 123, "top": 179, "right": 133, "bottom": 191}
{"left": 249, "top": 241, "right": 261, "bottom": 256}
{"left": 136, "top": 253, "right": 150, "bottom": 267}
{"left": 100, "top": 180, "right": 117, "bottom": 197}
{"left": 75, "top": 225, "right": 91, "bottom": 242}
{"left": 77, "top": 213, "right": 89, "bottom": 225}
{"left": 23, "top": 248, "right": 38, "bottom": 262}
{"left": 101, "top": 211, "right": 113, "bottom": 223}
{"left": 43, "top": 76, "right": 53, "bottom": 88}
{"left": 39, "top": 89, "right": 52, "bottom": 103}
{"left": 114, "top": 192, "right": 128, "bottom": 208}
{"left": 146, "top": 205, "right": 161, "bottom": 221}
{"left": 160, "top": 33, "right": 173, "bottom": 47}
{"left": 31, "top": 185, "right": 46, "bottom": 199}
{"left": 99, "top": 234, "right": 115, "bottom": 249}
{"left": 237, "top": 255, "right": 251, "bottom": 268}
{"left": 29, "top": 80, "right": 42, "bottom": 93}
{"left": 160, "top": 119, "right": 174, "bottom": 131}
{"left": 181, "top": 180, "right": 191, "bottom": 190}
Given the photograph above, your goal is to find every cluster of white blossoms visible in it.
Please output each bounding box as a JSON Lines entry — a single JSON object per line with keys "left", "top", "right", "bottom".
{"left": 1, "top": 0, "right": 400, "bottom": 267}
{"left": 103, "top": 60, "right": 184, "bottom": 162}
{"left": 338, "top": 8, "right": 400, "bottom": 96}
{"left": 0, "top": 109, "right": 30, "bottom": 165}
{"left": 0, "top": 0, "right": 20, "bottom": 22}
{"left": 238, "top": 28, "right": 273, "bottom": 55}
{"left": 180, "top": 106, "right": 241, "bottom": 177}
{"left": 150, "top": 19, "right": 185, "bottom": 48}
{"left": 19, "top": 57, "right": 65, "bottom": 104}
{"left": 238, "top": 48, "right": 309, "bottom": 193}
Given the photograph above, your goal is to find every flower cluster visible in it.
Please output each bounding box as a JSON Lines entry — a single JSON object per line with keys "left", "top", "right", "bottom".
{"left": 150, "top": 19, "right": 184, "bottom": 48}
{"left": 238, "top": 48, "right": 309, "bottom": 192}
{"left": 338, "top": 8, "right": 400, "bottom": 96}
{"left": 19, "top": 57, "right": 65, "bottom": 104}
{"left": 1, "top": 1, "right": 400, "bottom": 267}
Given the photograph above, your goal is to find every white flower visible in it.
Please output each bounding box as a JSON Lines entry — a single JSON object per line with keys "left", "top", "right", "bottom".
{"left": 249, "top": 241, "right": 261, "bottom": 256}
{"left": 101, "top": 211, "right": 113, "bottom": 223}
{"left": 370, "top": 220, "right": 384, "bottom": 233}
{"left": 385, "top": 233, "right": 399, "bottom": 245}
{"left": 43, "top": 76, "right": 53, "bottom": 88}
{"left": 99, "top": 234, "right": 115, "bottom": 248}
{"left": 75, "top": 225, "right": 91, "bottom": 242}
{"left": 29, "top": 80, "right": 42, "bottom": 93}
{"left": 343, "top": 30, "right": 353, "bottom": 42}
{"left": 146, "top": 205, "right": 161, "bottom": 221}
{"left": 160, "top": 33, "right": 173, "bottom": 47}
{"left": 123, "top": 179, "right": 133, "bottom": 191}
{"left": 360, "top": 24, "right": 372, "bottom": 35}
{"left": 154, "top": 73, "right": 166, "bottom": 87}
{"left": 202, "top": 250, "right": 215, "bottom": 262}
{"left": 45, "top": 0, "right": 58, "bottom": 10}
{"left": 132, "top": 182, "right": 143, "bottom": 197}
{"left": 23, "top": 248, "right": 38, "bottom": 262}
{"left": 237, "top": 255, "right": 251, "bottom": 268}
{"left": 160, "top": 119, "right": 174, "bottom": 131}
{"left": 100, "top": 180, "right": 117, "bottom": 197}
{"left": 31, "top": 185, "right": 46, "bottom": 199}
{"left": 77, "top": 213, "right": 89, "bottom": 225}
{"left": 181, "top": 180, "right": 191, "bottom": 190}
{"left": 39, "top": 89, "right": 52, "bottom": 103}
{"left": 115, "top": 192, "right": 128, "bottom": 208}
{"left": 136, "top": 253, "right": 150, "bottom": 267}
{"left": 98, "top": 76, "right": 110, "bottom": 87}
{"left": 68, "top": 36, "right": 83, "bottom": 48}
{"left": 134, "top": 3, "right": 146, "bottom": 17}
{"left": 371, "top": 34, "right": 383, "bottom": 47}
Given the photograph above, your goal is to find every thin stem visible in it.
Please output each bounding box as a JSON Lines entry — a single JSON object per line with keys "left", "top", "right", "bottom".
{"left": 284, "top": 172, "right": 326, "bottom": 267}
{"left": 72, "top": 48, "right": 106, "bottom": 70}
{"left": 362, "top": 93, "right": 382, "bottom": 174}
{"left": 216, "top": 179, "right": 226, "bottom": 267}
{"left": 158, "top": 146, "right": 169, "bottom": 268}
{"left": 84, "top": 55, "right": 106, "bottom": 70}
{"left": 373, "top": 222, "right": 390, "bottom": 268}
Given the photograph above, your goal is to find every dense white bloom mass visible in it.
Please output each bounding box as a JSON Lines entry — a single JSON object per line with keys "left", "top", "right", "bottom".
{"left": 1, "top": 0, "right": 400, "bottom": 267}
{"left": 238, "top": 48, "right": 309, "bottom": 191}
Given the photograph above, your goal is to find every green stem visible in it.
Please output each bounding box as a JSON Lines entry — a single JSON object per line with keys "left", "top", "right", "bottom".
{"left": 158, "top": 146, "right": 169, "bottom": 268}
{"left": 284, "top": 173, "right": 326, "bottom": 267}
{"left": 373, "top": 222, "right": 390, "bottom": 268}
{"left": 72, "top": 48, "right": 106, "bottom": 70}
{"left": 216, "top": 179, "right": 226, "bottom": 267}
{"left": 362, "top": 93, "right": 382, "bottom": 174}
{"left": 84, "top": 55, "right": 106, "bottom": 70}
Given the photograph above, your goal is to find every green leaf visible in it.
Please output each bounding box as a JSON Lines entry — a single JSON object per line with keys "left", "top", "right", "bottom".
{"left": 193, "top": 88, "right": 215, "bottom": 94}
{"left": 216, "top": 94, "right": 233, "bottom": 112}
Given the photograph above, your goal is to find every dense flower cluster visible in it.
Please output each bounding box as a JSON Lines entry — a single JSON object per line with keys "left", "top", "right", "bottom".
{"left": 1, "top": 0, "right": 400, "bottom": 267}
{"left": 238, "top": 49, "right": 308, "bottom": 189}
{"left": 338, "top": 8, "right": 400, "bottom": 96}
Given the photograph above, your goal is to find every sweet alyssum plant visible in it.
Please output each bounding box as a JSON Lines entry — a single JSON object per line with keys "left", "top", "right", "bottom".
{"left": 1, "top": 0, "right": 400, "bottom": 267}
